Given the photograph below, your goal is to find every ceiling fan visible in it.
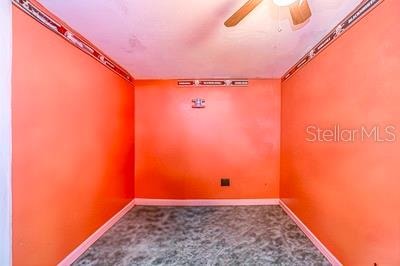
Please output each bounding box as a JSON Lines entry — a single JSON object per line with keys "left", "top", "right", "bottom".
{"left": 224, "top": 0, "right": 312, "bottom": 27}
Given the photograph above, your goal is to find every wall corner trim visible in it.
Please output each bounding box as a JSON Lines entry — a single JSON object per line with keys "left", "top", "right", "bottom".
{"left": 279, "top": 200, "right": 342, "bottom": 266}
{"left": 134, "top": 198, "right": 280, "bottom": 206}
{"left": 57, "top": 199, "right": 135, "bottom": 266}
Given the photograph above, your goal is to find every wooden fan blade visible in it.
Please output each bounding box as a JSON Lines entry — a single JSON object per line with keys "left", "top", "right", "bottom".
{"left": 289, "top": 0, "right": 312, "bottom": 25}
{"left": 224, "top": 0, "right": 263, "bottom": 27}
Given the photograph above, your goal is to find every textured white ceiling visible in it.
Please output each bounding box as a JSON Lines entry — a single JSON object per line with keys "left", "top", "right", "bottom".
{"left": 37, "top": 0, "right": 362, "bottom": 79}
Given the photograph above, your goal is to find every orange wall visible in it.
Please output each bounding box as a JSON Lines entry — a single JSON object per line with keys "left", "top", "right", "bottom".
{"left": 135, "top": 80, "right": 280, "bottom": 199}
{"left": 281, "top": 0, "right": 400, "bottom": 264}
{"left": 12, "top": 6, "right": 134, "bottom": 266}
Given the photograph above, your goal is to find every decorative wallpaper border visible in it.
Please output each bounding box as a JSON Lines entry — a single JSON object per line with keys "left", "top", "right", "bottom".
{"left": 12, "top": 0, "right": 134, "bottom": 83}
{"left": 282, "top": 0, "right": 383, "bottom": 81}
{"left": 177, "top": 80, "right": 249, "bottom": 87}
{"left": 13, "top": 0, "right": 383, "bottom": 83}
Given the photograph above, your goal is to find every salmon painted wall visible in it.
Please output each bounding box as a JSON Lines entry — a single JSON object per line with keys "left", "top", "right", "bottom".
{"left": 281, "top": 0, "right": 400, "bottom": 264}
{"left": 12, "top": 6, "right": 134, "bottom": 266}
{"left": 135, "top": 80, "right": 280, "bottom": 199}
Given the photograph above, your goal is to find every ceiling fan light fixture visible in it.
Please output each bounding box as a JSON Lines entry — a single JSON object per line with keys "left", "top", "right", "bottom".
{"left": 273, "top": 0, "right": 297, "bottom": 6}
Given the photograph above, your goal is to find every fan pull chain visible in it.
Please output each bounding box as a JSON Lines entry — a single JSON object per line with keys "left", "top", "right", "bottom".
{"left": 277, "top": 6, "right": 282, "bottom": 32}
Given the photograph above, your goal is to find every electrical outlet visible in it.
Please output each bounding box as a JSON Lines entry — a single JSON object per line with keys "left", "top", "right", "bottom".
{"left": 221, "top": 178, "right": 230, "bottom": 187}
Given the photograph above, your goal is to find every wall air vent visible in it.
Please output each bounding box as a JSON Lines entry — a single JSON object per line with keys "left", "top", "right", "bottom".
{"left": 192, "top": 98, "right": 205, "bottom": 108}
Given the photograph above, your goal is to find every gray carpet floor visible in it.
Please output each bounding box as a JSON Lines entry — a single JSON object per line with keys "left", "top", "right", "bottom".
{"left": 73, "top": 205, "right": 330, "bottom": 266}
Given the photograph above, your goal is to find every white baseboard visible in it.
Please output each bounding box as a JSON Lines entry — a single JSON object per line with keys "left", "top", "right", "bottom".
{"left": 57, "top": 199, "right": 135, "bottom": 266}
{"left": 279, "top": 200, "right": 342, "bottom": 266}
{"left": 134, "top": 198, "right": 279, "bottom": 206}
